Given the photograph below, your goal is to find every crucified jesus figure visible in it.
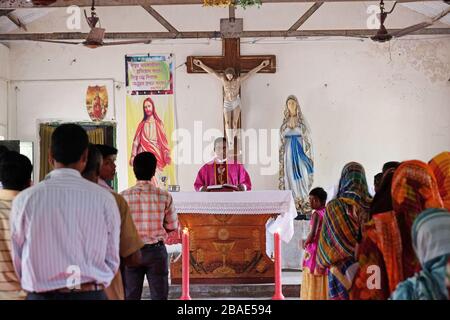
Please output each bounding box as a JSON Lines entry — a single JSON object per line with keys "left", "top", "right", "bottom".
{"left": 193, "top": 58, "right": 270, "bottom": 153}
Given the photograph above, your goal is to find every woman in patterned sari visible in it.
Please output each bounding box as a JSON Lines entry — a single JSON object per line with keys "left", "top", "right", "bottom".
{"left": 316, "top": 162, "right": 372, "bottom": 300}
{"left": 391, "top": 160, "right": 444, "bottom": 285}
{"left": 429, "top": 151, "right": 450, "bottom": 210}
{"left": 350, "top": 168, "right": 396, "bottom": 299}
{"left": 350, "top": 159, "right": 446, "bottom": 299}
{"left": 353, "top": 161, "right": 444, "bottom": 299}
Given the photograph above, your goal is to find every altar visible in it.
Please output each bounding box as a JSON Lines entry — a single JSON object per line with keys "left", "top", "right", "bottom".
{"left": 170, "top": 190, "right": 297, "bottom": 284}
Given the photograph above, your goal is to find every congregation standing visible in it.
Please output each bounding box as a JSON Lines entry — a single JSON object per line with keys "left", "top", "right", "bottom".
{"left": 300, "top": 153, "right": 450, "bottom": 300}
{"left": 0, "top": 123, "right": 449, "bottom": 300}
{"left": 0, "top": 124, "right": 177, "bottom": 300}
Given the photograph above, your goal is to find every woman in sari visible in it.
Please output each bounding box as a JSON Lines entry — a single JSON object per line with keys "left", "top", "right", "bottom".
{"left": 353, "top": 161, "right": 444, "bottom": 298}
{"left": 316, "top": 162, "right": 372, "bottom": 300}
{"left": 130, "top": 97, "right": 171, "bottom": 184}
{"left": 391, "top": 208, "right": 450, "bottom": 300}
{"left": 391, "top": 160, "right": 444, "bottom": 283}
{"left": 350, "top": 168, "right": 396, "bottom": 300}
{"left": 278, "top": 95, "right": 314, "bottom": 213}
{"left": 428, "top": 151, "right": 450, "bottom": 210}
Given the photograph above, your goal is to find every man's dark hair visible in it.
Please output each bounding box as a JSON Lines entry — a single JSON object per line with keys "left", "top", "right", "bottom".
{"left": 309, "top": 187, "right": 327, "bottom": 205}
{"left": 51, "top": 124, "right": 88, "bottom": 165}
{"left": 0, "top": 145, "right": 8, "bottom": 157}
{"left": 0, "top": 151, "right": 33, "bottom": 191}
{"left": 374, "top": 172, "right": 383, "bottom": 183}
{"left": 133, "top": 152, "right": 157, "bottom": 181}
{"left": 95, "top": 144, "right": 118, "bottom": 158}
{"left": 0, "top": 146, "right": 8, "bottom": 174}
{"left": 382, "top": 161, "right": 400, "bottom": 173}
{"left": 214, "top": 137, "right": 227, "bottom": 149}
{"left": 82, "top": 144, "right": 103, "bottom": 177}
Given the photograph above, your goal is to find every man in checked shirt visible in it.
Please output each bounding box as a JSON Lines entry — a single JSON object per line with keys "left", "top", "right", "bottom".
{"left": 121, "top": 152, "right": 178, "bottom": 300}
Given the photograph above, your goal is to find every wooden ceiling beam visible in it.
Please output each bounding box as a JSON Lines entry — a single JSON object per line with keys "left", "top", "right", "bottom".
{"left": 0, "top": 0, "right": 438, "bottom": 9}
{"left": 141, "top": 5, "right": 178, "bottom": 33}
{"left": 1, "top": 28, "right": 449, "bottom": 41}
{"left": 289, "top": 2, "right": 323, "bottom": 31}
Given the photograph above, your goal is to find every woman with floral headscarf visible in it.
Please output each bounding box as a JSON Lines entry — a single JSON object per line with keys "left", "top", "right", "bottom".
{"left": 316, "top": 162, "right": 372, "bottom": 300}
{"left": 391, "top": 208, "right": 450, "bottom": 300}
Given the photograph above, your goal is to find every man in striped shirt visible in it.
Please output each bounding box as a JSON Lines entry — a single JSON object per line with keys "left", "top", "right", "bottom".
{"left": 10, "top": 124, "right": 121, "bottom": 300}
{"left": 0, "top": 151, "right": 32, "bottom": 300}
{"left": 121, "top": 152, "right": 178, "bottom": 300}
{"left": 82, "top": 144, "right": 144, "bottom": 300}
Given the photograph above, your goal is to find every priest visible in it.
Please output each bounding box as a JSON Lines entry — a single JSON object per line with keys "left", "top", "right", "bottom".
{"left": 194, "top": 137, "right": 252, "bottom": 192}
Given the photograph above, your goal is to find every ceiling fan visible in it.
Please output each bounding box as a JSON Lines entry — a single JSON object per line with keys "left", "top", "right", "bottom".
{"left": 38, "top": 0, "right": 151, "bottom": 48}
{"left": 371, "top": 0, "right": 450, "bottom": 42}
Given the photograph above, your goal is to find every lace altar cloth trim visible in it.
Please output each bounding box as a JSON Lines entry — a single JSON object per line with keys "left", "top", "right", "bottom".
{"left": 171, "top": 190, "right": 297, "bottom": 243}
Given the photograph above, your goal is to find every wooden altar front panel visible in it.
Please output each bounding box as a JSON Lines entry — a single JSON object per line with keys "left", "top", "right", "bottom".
{"left": 170, "top": 213, "right": 276, "bottom": 284}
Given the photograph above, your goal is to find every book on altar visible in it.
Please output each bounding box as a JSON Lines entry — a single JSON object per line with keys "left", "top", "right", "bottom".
{"left": 206, "top": 184, "right": 239, "bottom": 191}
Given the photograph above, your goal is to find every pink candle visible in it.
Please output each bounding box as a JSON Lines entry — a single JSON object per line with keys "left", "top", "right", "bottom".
{"left": 272, "top": 231, "right": 285, "bottom": 300}
{"left": 180, "top": 227, "right": 191, "bottom": 300}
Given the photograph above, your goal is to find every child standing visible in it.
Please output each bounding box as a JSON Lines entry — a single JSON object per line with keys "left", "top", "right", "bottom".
{"left": 300, "top": 187, "right": 328, "bottom": 300}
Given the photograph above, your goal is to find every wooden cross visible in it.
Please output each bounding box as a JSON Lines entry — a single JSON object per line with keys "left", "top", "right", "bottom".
{"left": 187, "top": 38, "right": 276, "bottom": 158}
{"left": 187, "top": 38, "right": 276, "bottom": 75}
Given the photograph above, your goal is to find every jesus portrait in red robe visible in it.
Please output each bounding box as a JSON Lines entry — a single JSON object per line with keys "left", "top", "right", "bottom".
{"left": 130, "top": 97, "right": 171, "bottom": 178}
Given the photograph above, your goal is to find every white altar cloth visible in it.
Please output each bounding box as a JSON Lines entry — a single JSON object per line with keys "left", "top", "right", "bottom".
{"left": 171, "top": 190, "right": 297, "bottom": 243}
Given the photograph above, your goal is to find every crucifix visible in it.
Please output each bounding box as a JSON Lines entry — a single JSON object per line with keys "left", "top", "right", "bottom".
{"left": 186, "top": 21, "right": 276, "bottom": 160}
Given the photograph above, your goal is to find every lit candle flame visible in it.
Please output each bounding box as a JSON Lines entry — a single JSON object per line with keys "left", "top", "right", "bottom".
{"left": 183, "top": 227, "right": 189, "bottom": 234}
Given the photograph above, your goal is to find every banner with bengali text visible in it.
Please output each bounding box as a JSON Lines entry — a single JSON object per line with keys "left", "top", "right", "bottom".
{"left": 125, "top": 54, "right": 176, "bottom": 188}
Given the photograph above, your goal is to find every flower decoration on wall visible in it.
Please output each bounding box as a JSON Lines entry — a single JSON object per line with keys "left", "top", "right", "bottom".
{"left": 203, "top": 0, "right": 262, "bottom": 9}
{"left": 203, "top": 0, "right": 233, "bottom": 6}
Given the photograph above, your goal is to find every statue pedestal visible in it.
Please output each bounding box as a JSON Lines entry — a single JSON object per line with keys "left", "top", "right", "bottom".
{"left": 266, "top": 219, "right": 310, "bottom": 270}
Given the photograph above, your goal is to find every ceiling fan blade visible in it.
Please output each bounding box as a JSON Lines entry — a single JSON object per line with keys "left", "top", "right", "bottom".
{"left": 391, "top": 21, "right": 432, "bottom": 38}
{"left": 100, "top": 40, "right": 152, "bottom": 46}
{"left": 35, "top": 40, "right": 82, "bottom": 45}
{"left": 392, "top": 7, "right": 450, "bottom": 38}
{"left": 431, "top": 7, "right": 450, "bottom": 22}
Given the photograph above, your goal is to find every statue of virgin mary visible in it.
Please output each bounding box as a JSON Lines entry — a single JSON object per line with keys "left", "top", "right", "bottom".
{"left": 279, "top": 95, "right": 314, "bottom": 213}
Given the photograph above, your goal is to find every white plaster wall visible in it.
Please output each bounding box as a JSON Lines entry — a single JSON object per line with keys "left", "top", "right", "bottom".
{"left": 7, "top": 37, "right": 450, "bottom": 194}
{"left": 0, "top": 43, "right": 9, "bottom": 139}
{"left": 4, "top": 5, "right": 450, "bottom": 194}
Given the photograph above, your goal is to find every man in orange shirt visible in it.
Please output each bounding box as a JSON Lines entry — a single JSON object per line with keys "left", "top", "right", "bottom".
{"left": 121, "top": 152, "right": 178, "bottom": 300}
